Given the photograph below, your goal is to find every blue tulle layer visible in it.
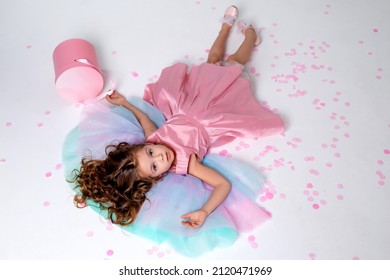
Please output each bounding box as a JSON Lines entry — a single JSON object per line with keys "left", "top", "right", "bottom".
{"left": 62, "top": 97, "right": 270, "bottom": 257}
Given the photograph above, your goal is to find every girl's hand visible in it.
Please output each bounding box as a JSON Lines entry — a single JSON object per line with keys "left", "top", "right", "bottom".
{"left": 181, "top": 209, "right": 208, "bottom": 229}
{"left": 105, "top": 90, "right": 127, "bottom": 106}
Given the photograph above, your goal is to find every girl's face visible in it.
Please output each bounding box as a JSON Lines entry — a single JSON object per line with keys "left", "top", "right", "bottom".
{"left": 136, "top": 144, "right": 175, "bottom": 178}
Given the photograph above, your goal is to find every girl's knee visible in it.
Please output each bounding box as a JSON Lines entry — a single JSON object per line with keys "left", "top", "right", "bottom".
{"left": 226, "top": 54, "right": 237, "bottom": 64}
{"left": 207, "top": 55, "right": 223, "bottom": 64}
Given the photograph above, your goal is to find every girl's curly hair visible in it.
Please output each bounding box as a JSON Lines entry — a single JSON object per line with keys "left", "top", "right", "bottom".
{"left": 68, "top": 142, "right": 160, "bottom": 226}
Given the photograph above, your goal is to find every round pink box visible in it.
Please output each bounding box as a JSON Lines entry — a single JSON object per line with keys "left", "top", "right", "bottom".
{"left": 53, "top": 39, "right": 104, "bottom": 103}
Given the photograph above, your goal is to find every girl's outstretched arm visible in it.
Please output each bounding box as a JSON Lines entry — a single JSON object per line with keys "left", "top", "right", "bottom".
{"left": 106, "top": 91, "right": 158, "bottom": 138}
{"left": 182, "top": 154, "right": 232, "bottom": 228}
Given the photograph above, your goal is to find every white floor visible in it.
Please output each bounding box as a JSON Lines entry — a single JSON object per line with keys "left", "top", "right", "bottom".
{"left": 1, "top": 0, "right": 389, "bottom": 260}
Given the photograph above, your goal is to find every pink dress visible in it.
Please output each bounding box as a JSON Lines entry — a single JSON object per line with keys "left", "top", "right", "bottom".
{"left": 145, "top": 62, "right": 285, "bottom": 174}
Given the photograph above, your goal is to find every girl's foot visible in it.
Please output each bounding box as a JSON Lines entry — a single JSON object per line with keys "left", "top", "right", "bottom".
{"left": 220, "top": 5, "right": 239, "bottom": 27}
{"left": 237, "top": 20, "right": 261, "bottom": 46}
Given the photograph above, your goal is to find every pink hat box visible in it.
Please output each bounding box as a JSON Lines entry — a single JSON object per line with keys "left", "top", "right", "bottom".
{"left": 53, "top": 39, "right": 104, "bottom": 103}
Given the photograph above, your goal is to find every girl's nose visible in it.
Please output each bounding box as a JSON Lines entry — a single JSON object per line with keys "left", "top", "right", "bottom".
{"left": 153, "top": 153, "right": 163, "bottom": 161}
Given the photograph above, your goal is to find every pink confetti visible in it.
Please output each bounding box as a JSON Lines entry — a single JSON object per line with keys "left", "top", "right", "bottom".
{"left": 43, "top": 201, "right": 50, "bottom": 207}
{"left": 5, "top": 122, "right": 12, "bottom": 127}
{"left": 86, "top": 231, "right": 94, "bottom": 237}
{"left": 26, "top": 45, "right": 32, "bottom": 49}
{"left": 312, "top": 204, "right": 320, "bottom": 210}
{"left": 304, "top": 156, "right": 315, "bottom": 161}
{"left": 157, "top": 252, "right": 165, "bottom": 258}
{"left": 376, "top": 170, "right": 385, "bottom": 179}
{"left": 309, "top": 169, "right": 319, "bottom": 176}
{"left": 55, "top": 163, "right": 62, "bottom": 170}
{"left": 373, "top": 28, "right": 379, "bottom": 33}
{"left": 37, "top": 122, "right": 44, "bottom": 127}
{"left": 248, "top": 235, "right": 256, "bottom": 243}
{"left": 306, "top": 183, "right": 314, "bottom": 189}
{"left": 45, "top": 171, "right": 52, "bottom": 177}
{"left": 106, "top": 249, "right": 114, "bottom": 256}
{"left": 265, "top": 192, "right": 274, "bottom": 199}
{"left": 259, "top": 196, "right": 267, "bottom": 202}
{"left": 131, "top": 71, "right": 139, "bottom": 78}
{"left": 0, "top": 158, "right": 6, "bottom": 163}
{"left": 384, "top": 149, "right": 390, "bottom": 155}
{"left": 239, "top": 141, "right": 250, "bottom": 148}
{"left": 219, "top": 149, "right": 231, "bottom": 157}
{"left": 309, "top": 253, "right": 316, "bottom": 260}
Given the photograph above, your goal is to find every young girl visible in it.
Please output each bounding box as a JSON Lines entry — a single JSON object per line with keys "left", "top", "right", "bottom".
{"left": 64, "top": 6, "right": 284, "bottom": 257}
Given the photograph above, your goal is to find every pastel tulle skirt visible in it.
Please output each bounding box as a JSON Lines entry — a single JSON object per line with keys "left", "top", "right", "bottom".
{"left": 62, "top": 98, "right": 271, "bottom": 257}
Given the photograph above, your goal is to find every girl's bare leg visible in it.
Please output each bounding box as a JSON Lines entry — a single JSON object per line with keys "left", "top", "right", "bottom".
{"left": 227, "top": 28, "right": 258, "bottom": 65}
{"left": 207, "top": 23, "right": 231, "bottom": 64}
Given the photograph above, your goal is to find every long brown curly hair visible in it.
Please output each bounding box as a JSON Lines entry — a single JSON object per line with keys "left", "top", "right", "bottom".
{"left": 68, "top": 142, "right": 161, "bottom": 226}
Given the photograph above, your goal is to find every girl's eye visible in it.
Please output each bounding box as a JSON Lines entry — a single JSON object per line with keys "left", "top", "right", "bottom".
{"left": 148, "top": 148, "right": 153, "bottom": 156}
